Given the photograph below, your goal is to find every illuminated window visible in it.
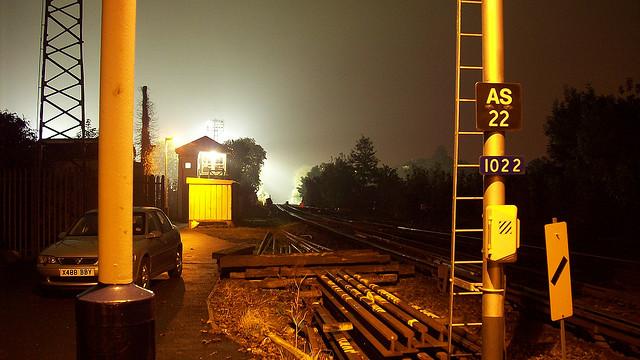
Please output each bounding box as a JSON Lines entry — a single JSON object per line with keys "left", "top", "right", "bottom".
{"left": 197, "top": 151, "right": 226, "bottom": 176}
{"left": 185, "top": 162, "right": 191, "bottom": 169}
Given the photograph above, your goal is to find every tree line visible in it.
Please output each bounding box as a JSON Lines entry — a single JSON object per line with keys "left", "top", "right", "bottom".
{"left": 298, "top": 80, "right": 640, "bottom": 253}
{"left": 1, "top": 85, "right": 267, "bottom": 212}
{"left": 297, "top": 135, "right": 480, "bottom": 231}
{"left": 510, "top": 79, "right": 639, "bottom": 253}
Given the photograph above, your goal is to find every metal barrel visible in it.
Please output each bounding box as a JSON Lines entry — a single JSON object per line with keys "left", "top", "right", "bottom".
{"left": 76, "top": 284, "right": 155, "bottom": 359}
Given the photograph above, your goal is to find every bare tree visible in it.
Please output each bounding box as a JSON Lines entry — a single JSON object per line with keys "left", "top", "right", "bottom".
{"left": 137, "top": 86, "right": 156, "bottom": 175}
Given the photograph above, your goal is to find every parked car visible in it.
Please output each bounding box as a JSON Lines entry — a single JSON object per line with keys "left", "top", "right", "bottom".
{"left": 37, "top": 207, "right": 182, "bottom": 289}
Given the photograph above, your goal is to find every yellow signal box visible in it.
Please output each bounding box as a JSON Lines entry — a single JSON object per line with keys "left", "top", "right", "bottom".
{"left": 485, "top": 205, "right": 520, "bottom": 263}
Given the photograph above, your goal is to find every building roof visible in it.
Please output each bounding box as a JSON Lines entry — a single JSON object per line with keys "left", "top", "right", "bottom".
{"left": 175, "top": 136, "right": 228, "bottom": 156}
{"left": 39, "top": 138, "right": 99, "bottom": 163}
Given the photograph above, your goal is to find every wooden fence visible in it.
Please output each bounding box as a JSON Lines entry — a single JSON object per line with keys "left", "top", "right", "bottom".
{"left": 135, "top": 174, "right": 166, "bottom": 210}
{"left": 0, "top": 168, "right": 165, "bottom": 258}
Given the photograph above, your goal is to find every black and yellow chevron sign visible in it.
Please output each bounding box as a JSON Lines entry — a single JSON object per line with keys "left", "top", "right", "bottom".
{"left": 498, "top": 220, "right": 513, "bottom": 235}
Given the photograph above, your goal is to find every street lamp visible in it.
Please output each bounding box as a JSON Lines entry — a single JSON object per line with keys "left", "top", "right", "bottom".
{"left": 164, "top": 136, "right": 173, "bottom": 214}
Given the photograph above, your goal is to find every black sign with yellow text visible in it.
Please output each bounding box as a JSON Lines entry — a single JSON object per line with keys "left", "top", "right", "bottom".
{"left": 476, "top": 82, "right": 522, "bottom": 131}
{"left": 479, "top": 156, "right": 525, "bottom": 175}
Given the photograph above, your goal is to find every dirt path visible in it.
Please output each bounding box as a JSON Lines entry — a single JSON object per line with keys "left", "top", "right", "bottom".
{"left": 155, "top": 228, "right": 249, "bottom": 360}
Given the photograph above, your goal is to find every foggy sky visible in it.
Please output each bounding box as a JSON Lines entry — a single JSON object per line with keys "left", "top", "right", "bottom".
{"left": 1, "top": 1, "right": 639, "bottom": 202}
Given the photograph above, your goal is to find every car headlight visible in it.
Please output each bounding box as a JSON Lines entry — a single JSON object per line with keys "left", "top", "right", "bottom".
{"left": 37, "top": 255, "right": 58, "bottom": 265}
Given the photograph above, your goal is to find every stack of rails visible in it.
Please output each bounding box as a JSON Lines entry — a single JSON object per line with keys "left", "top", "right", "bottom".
{"left": 304, "top": 271, "right": 481, "bottom": 359}
{"left": 255, "top": 231, "right": 332, "bottom": 255}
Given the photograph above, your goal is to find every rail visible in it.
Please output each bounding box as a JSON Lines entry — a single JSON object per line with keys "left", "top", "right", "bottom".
{"left": 277, "top": 204, "right": 640, "bottom": 353}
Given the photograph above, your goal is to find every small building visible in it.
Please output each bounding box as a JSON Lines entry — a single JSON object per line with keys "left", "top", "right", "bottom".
{"left": 175, "top": 136, "right": 236, "bottom": 225}
{"left": 185, "top": 177, "right": 235, "bottom": 228}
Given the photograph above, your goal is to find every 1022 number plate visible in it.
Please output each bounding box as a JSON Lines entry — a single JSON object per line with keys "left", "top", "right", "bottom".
{"left": 479, "top": 156, "right": 524, "bottom": 175}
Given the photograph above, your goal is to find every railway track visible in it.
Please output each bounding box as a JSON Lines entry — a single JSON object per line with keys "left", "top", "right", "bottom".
{"left": 216, "top": 225, "right": 477, "bottom": 358}
{"left": 276, "top": 204, "right": 640, "bottom": 354}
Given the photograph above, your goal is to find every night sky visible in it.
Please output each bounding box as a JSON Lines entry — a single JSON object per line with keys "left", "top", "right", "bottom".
{"left": 1, "top": 1, "right": 639, "bottom": 201}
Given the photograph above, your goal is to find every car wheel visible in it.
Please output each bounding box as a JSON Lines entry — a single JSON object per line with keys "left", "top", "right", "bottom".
{"left": 168, "top": 247, "right": 183, "bottom": 279}
{"left": 136, "top": 258, "right": 151, "bottom": 289}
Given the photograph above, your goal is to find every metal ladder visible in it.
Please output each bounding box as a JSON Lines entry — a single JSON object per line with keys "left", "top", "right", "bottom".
{"left": 447, "top": 0, "right": 484, "bottom": 357}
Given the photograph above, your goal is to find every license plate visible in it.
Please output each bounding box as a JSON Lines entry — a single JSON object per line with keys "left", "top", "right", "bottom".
{"left": 60, "top": 268, "right": 95, "bottom": 277}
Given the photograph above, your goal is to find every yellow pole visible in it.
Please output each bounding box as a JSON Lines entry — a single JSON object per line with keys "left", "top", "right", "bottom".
{"left": 164, "top": 136, "right": 172, "bottom": 213}
{"left": 482, "top": 0, "right": 506, "bottom": 359}
{"left": 560, "top": 318, "right": 567, "bottom": 360}
{"left": 77, "top": 3, "right": 154, "bottom": 357}
{"left": 98, "top": 0, "right": 137, "bottom": 284}
{"left": 551, "top": 217, "right": 567, "bottom": 360}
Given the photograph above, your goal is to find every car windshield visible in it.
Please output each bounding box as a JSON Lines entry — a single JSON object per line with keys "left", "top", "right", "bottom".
{"left": 67, "top": 212, "right": 146, "bottom": 236}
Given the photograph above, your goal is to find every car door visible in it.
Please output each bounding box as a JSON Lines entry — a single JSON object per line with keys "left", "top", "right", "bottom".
{"left": 146, "top": 213, "right": 170, "bottom": 274}
{"left": 150, "top": 211, "right": 176, "bottom": 272}
{"left": 155, "top": 210, "right": 179, "bottom": 249}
